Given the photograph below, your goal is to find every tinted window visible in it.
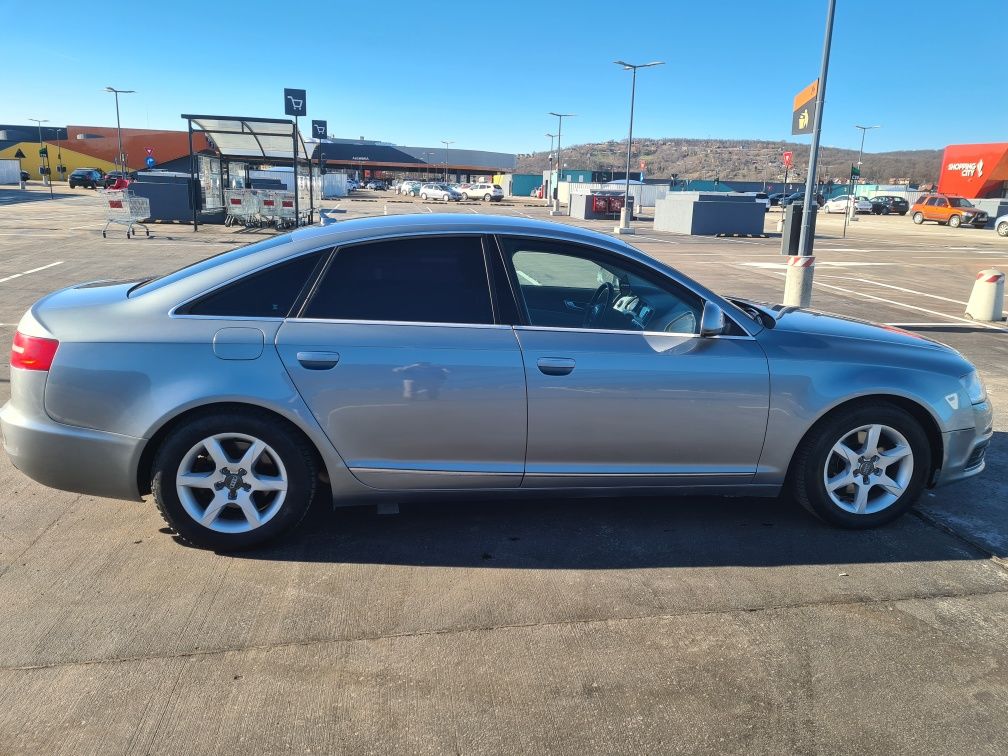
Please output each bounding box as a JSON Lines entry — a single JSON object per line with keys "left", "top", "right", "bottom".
{"left": 303, "top": 236, "right": 493, "bottom": 324}
{"left": 502, "top": 239, "right": 703, "bottom": 335}
{"left": 186, "top": 250, "right": 326, "bottom": 317}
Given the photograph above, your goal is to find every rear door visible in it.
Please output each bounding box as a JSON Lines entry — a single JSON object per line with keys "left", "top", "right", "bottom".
{"left": 275, "top": 234, "right": 527, "bottom": 490}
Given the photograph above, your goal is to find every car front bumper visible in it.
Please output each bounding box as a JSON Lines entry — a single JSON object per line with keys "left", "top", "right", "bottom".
{"left": 934, "top": 400, "right": 994, "bottom": 487}
{"left": 0, "top": 368, "right": 144, "bottom": 501}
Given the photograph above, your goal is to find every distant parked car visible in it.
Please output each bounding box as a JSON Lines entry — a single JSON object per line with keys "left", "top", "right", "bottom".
{"left": 365, "top": 180, "right": 388, "bottom": 190}
{"left": 102, "top": 171, "right": 135, "bottom": 189}
{"left": 462, "top": 183, "right": 504, "bottom": 202}
{"left": 531, "top": 185, "right": 544, "bottom": 199}
{"left": 872, "top": 195, "right": 910, "bottom": 216}
{"left": 419, "top": 183, "right": 461, "bottom": 202}
{"left": 822, "top": 195, "right": 872, "bottom": 214}
{"left": 911, "top": 194, "right": 988, "bottom": 228}
{"left": 766, "top": 192, "right": 785, "bottom": 207}
{"left": 400, "top": 180, "right": 421, "bottom": 197}
{"left": 68, "top": 168, "right": 104, "bottom": 189}
{"left": 781, "top": 192, "right": 824, "bottom": 208}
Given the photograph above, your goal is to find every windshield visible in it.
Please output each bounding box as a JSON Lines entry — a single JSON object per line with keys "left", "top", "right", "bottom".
{"left": 949, "top": 198, "right": 975, "bottom": 208}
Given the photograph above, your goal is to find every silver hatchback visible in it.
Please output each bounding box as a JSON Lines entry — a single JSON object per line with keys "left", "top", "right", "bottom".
{"left": 1, "top": 215, "right": 993, "bottom": 549}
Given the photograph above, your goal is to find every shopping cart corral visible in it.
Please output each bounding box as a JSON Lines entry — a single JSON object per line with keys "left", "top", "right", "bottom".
{"left": 224, "top": 189, "right": 262, "bottom": 227}
{"left": 101, "top": 190, "right": 151, "bottom": 239}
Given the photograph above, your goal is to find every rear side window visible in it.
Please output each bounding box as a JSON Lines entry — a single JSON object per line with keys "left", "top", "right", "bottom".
{"left": 185, "top": 250, "right": 327, "bottom": 317}
{"left": 302, "top": 236, "right": 493, "bottom": 324}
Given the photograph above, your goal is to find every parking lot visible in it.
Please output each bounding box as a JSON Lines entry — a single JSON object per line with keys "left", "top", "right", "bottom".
{"left": 1, "top": 185, "right": 1006, "bottom": 754}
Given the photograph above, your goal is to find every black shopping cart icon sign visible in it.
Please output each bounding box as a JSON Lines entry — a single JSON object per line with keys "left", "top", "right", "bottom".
{"left": 284, "top": 88, "right": 307, "bottom": 116}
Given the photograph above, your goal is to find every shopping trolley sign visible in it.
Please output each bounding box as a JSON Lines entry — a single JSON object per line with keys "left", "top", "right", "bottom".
{"left": 312, "top": 120, "right": 327, "bottom": 138}
{"left": 284, "top": 88, "right": 307, "bottom": 117}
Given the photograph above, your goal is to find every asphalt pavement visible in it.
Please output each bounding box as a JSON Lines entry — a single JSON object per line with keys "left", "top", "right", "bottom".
{"left": 0, "top": 185, "right": 1006, "bottom": 755}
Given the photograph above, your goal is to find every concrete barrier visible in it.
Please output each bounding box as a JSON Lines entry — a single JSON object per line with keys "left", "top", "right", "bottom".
{"left": 965, "top": 269, "right": 1005, "bottom": 322}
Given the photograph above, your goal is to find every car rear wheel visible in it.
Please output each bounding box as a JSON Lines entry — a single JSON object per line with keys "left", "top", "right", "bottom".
{"left": 912, "top": 212, "right": 924, "bottom": 224}
{"left": 997, "top": 221, "right": 1008, "bottom": 237}
{"left": 791, "top": 403, "right": 930, "bottom": 528}
{"left": 151, "top": 410, "right": 317, "bottom": 550}
{"left": 484, "top": 193, "right": 492, "bottom": 201}
{"left": 949, "top": 215, "right": 962, "bottom": 228}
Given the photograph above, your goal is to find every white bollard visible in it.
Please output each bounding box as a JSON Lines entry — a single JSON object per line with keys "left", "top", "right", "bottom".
{"left": 965, "top": 269, "right": 1005, "bottom": 322}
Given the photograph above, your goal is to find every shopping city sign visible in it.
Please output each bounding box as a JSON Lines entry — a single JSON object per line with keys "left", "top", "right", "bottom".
{"left": 947, "top": 160, "right": 983, "bottom": 178}
{"left": 791, "top": 80, "right": 818, "bottom": 136}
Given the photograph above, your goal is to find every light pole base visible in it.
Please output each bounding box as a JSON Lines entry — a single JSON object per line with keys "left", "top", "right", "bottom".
{"left": 848, "top": 208, "right": 859, "bottom": 222}
{"left": 614, "top": 207, "right": 634, "bottom": 234}
{"left": 782, "top": 257, "right": 815, "bottom": 308}
{"left": 548, "top": 199, "right": 564, "bottom": 216}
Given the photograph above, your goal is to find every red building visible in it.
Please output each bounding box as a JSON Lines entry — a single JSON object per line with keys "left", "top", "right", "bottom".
{"left": 937, "top": 142, "right": 1008, "bottom": 199}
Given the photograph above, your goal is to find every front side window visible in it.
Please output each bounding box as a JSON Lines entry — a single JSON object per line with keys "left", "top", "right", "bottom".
{"left": 302, "top": 236, "right": 493, "bottom": 325}
{"left": 949, "top": 198, "right": 975, "bottom": 208}
{"left": 184, "top": 250, "right": 327, "bottom": 318}
{"left": 502, "top": 239, "right": 703, "bottom": 335}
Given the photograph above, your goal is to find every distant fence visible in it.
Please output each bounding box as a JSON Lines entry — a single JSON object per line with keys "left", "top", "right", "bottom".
{"left": 559, "top": 181, "right": 668, "bottom": 208}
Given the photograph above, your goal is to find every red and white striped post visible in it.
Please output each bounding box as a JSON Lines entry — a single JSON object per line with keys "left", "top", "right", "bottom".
{"left": 784, "top": 255, "right": 816, "bottom": 307}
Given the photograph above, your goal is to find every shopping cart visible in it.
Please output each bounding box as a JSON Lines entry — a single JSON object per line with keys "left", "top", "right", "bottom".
{"left": 101, "top": 190, "right": 151, "bottom": 238}
{"left": 276, "top": 193, "right": 298, "bottom": 228}
{"left": 258, "top": 191, "right": 281, "bottom": 228}
{"left": 223, "top": 189, "right": 261, "bottom": 227}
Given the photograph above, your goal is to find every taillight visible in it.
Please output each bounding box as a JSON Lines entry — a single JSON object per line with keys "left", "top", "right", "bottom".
{"left": 10, "top": 331, "right": 59, "bottom": 371}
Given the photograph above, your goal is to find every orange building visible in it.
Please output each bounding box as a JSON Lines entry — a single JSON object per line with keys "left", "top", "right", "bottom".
{"left": 936, "top": 143, "right": 1008, "bottom": 199}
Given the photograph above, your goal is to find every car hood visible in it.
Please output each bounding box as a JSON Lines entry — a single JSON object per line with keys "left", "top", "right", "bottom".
{"left": 769, "top": 307, "right": 947, "bottom": 350}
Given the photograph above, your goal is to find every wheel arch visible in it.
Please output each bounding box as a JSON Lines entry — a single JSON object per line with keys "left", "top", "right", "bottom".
{"left": 784, "top": 393, "right": 944, "bottom": 488}
{"left": 136, "top": 401, "right": 332, "bottom": 496}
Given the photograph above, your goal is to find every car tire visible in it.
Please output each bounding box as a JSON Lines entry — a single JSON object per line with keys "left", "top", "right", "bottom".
{"left": 997, "top": 221, "right": 1008, "bottom": 237}
{"left": 949, "top": 215, "right": 962, "bottom": 228}
{"left": 151, "top": 410, "right": 318, "bottom": 550}
{"left": 900, "top": 211, "right": 908, "bottom": 216}
{"left": 420, "top": 193, "right": 428, "bottom": 200}
{"left": 912, "top": 212, "right": 924, "bottom": 224}
{"left": 461, "top": 192, "right": 469, "bottom": 200}
{"left": 824, "top": 205, "right": 831, "bottom": 213}
{"left": 484, "top": 193, "right": 492, "bottom": 201}
{"left": 791, "top": 402, "right": 930, "bottom": 529}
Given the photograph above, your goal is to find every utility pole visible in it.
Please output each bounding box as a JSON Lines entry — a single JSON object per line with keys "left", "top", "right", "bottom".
{"left": 28, "top": 118, "right": 53, "bottom": 198}
{"left": 612, "top": 60, "right": 664, "bottom": 234}
{"left": 783, "top": 0, "right": 836, "bottom": 309}
{"left": 848, "top": 124, "right": 879, "bottom": 224}
{"left": 548, "top": 112, "right": 574, "bottom": 216}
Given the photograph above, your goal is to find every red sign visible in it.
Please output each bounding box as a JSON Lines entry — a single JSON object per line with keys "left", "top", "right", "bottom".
{"left": 937, "top": 142, "right": 1008, "bottom": 199}
{"left": 782, "top": 151, "right": 794, "bottom": 168}
{"left": 639, "top": 160, "right": 646, "bottom": 170}
{"left": 144, "top": 146, "right": 154, "bottom": 156}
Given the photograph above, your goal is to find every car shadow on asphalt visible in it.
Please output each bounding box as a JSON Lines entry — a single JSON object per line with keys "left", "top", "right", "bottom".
{"left": 221, "top": 481, "right": 995, "bottom": 569}
{"left": 0, "top": 189, "right": 79, "bottom": 204}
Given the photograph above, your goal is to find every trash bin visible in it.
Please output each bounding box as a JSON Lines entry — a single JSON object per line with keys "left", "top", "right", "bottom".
{"left": 780, "top": 203, "right": 816, "bottom": 255}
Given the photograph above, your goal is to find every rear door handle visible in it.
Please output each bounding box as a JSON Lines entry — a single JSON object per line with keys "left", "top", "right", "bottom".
{"left": 537, "top": 357, "right": 575, "bottom": 376}
{"left": 296, "top": 351, "right": 340, "bottom": 370}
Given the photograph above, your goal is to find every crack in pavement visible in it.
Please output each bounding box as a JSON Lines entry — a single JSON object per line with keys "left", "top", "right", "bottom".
{"left": 5, "top": 584, "right": 1008, "bottom": 674}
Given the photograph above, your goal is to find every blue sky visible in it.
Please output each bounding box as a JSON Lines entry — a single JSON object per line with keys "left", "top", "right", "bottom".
{"left": 3, "top": 0, "right": 1005, "bottom": 155}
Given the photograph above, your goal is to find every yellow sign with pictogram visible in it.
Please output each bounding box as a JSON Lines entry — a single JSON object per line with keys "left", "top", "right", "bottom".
{"left": 792, "top": 79, "right": 819, "bottom": 135}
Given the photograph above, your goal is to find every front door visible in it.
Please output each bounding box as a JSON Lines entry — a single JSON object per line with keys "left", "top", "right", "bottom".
{"left": 275, "top": 235, "right": 527, "bottom": 490}
{"left": 499, "top": 237, "right": 770, "bottom": 488}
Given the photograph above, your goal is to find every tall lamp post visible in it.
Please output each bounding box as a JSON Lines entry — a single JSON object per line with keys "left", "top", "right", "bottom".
{"left": 441, "top": 140, "right": 454, "bottom": 183}
{"left": 848, "top": 124, "right": 880, "bottom": 223}
{"left": 613, "top": 60, "right": 664, "bottom": 234}
{"left": 545, "top": 133, "right": 557, "bottom": 202}
{"left": 548, "top": 112, "right": 574, "bottom": 215}
{"left": 104, "top": 86, "right": 135, "bottom": 177}
{"left": 28, "top": 118, "right": 53, "bottom": 198}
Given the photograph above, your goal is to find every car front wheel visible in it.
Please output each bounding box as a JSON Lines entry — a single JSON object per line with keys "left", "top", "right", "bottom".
{"left": 949, "top": 215, "right": 962, "bottom": 228}
{"left": 420, "top": 192, "right": 428, "bottom": 200}
{"left": 997, "top": 221, "right": 1008, "bottom": 237}
{"left": 791, "top": 403, "right": 930, "bottom": 528}
{"left": 912, "top": 212, "right": 924, "bottom": 224}
{"left": 151, "top": 410, "right": 318, "bottom": 550}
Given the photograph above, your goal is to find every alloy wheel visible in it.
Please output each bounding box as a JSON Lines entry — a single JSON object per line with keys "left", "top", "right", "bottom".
{"left": 175, "top": 433, "right": 288, "bottom": 533}
{"left": 823, "top": 424, "right": 914, "bottom": 515}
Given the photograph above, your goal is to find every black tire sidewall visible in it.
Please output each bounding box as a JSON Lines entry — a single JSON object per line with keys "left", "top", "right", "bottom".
{"left": 151, "top": 412, "right": 316, "bottom": 550}
{"left": 794, "top": 404, "right": 931, "bottom": 528}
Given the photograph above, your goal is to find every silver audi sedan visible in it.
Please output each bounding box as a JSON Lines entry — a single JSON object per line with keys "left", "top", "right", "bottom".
{"left": 1, "top": 215, "right": 993, "bottom": 549}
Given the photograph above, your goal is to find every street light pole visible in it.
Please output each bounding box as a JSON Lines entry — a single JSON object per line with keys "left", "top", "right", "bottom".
{"left": 848, "top": 124, "right": 880, "bottom": 223}
{"left": 441, "top": 140, "right": 454, "bottom": 183}
{"left": 545, "top": 133, "right": 557, "bottom": 203}
{"left": 783, "top": 0, "right": 837, "bottom": 309}
{"left": 613, "top": 60, "right": 664, "bottom": 234}
{"left": 105, "top": 87, "right": 135, "bottom": 177}
{"left": 548, "top": 112, "right": 574, "bottom": 216}
{"left": 28, "top": 118, "right": 53, "bottom": 198}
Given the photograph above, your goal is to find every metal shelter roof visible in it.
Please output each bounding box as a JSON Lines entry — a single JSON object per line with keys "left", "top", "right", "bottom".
{"left": 181, "top": 114, "right": 310, "bottom": 161}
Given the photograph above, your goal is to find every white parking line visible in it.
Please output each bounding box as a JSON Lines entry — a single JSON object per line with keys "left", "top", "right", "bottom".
{"left": 0, "top": 261, "right": 64, "bottom": 284}
{"left": 626, "top": 235, "right": 680, "bottom": 245}
{"left": 817, "top": 275, "right": 969, "bottom": 306}
{"left": 423, "top": 205, "right": 433, "bottom": 214}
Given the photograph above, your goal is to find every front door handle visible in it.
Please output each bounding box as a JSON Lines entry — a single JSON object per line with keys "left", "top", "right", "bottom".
{"left": 296, "top": 351, "right": 340, "bottom": 370}
{"left": 537, "top": 357, "right": 575, "bottom": 376}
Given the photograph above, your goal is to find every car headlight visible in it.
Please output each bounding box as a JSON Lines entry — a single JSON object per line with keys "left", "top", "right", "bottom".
{"left": 960, "top": 371, "right": 987, "bottom": 404}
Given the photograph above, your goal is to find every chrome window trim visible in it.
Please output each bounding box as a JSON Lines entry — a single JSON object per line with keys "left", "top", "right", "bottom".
{"left": 512, "top": 325, "right": 755, "bottom": 340}
{"left": 284, "top": 317, "right": 513, "bottom": 330}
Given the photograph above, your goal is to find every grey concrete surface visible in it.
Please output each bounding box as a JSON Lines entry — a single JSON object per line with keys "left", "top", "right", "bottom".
{"left": 0, "top": 185, "right": 1007, "bottom": 754}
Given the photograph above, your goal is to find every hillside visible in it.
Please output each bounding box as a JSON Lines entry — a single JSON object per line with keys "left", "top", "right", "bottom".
{"left": 515, "top": 137, "right": 943, "bottom": 185}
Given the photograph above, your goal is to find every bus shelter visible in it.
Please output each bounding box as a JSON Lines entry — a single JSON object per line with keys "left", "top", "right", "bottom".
{"left": 181, "top": 114, "right": 316, "bottom": 230}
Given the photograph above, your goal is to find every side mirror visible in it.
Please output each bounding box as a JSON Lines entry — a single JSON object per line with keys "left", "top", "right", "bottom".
{"left": 700, "top": 301, "right": 726, "bottom": 338}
